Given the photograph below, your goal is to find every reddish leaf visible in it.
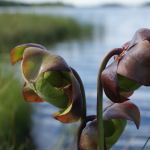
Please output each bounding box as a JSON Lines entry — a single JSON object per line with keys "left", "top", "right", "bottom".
{"left": 117, "top": 40, "right": 150, "bottom": 86}
{"left": 22, "top": 82, "right": 44, "bottom": 102}
{"left": 11, "top": 43, "right": 46, "bottom": 65}
{"left": 103, "top": 100, "right": 140, "bottom": 129}
{"left": 101, "top": 61, "right": 128, "bottom": 103}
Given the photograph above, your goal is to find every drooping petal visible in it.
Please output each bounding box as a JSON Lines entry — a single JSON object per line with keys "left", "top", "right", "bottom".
{"left": 22, "top": 82, "right": 44, "bottom": 102}
{"left": 22, "top": 47, "right": 71, "bottom": 83}
{"left": 101, "top": 61, "right": 128, "bottom": 103}
{"left": 103, "top": 100, "right": 140, "bottom": 129}
{"left": 52, "top": 72, "right": 83, "bottom": 123}
{"left": 79, "top": 118, "right": 127, "bottom": 150}
{"left": 117, "top": 40, "right": 150, "bottom": 86}
{"left": 79, "top": 119, "right": 99, "bottom": 150}
{"left": 77, "top": 115, "right": 96, "bottom": 150}
{"left": 79, "top": 100, "right": 140, "bottom": 150}
{"left": 10, "top": 43, "right": 46, "bottom": 66}
{"left": 128, "top": 28, "right": 150, "bottom": 49}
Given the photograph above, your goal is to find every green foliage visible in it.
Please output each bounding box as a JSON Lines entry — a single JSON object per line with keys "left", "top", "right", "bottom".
{"left": 0, "top": 70, "right": 33, "bottom": 149}
{"left": 0, "top": 1, "right": 30, "bottom": 6}
{"left": 0, "top": 1, "right": 72, "bottom": 7}
{"left": 0, "top": 13, "right": 93, "bottom": 53}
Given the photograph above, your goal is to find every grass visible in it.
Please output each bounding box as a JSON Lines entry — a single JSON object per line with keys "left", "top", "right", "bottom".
{"left": 52, "top": 123, "right": 79, "bottom": 150}
{"left": 0, "top": 13, "right": 93, "bottom": 53}
{"left": 0, "top": 57, "right": 33, "bottom": 150}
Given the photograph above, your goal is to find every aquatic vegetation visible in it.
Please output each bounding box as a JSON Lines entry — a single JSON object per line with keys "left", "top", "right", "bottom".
{"left": 0, "top": 73, "right": 33, "bottom": 149}
{"left": 0, "top": 14, "right": 93, "bottom": 53}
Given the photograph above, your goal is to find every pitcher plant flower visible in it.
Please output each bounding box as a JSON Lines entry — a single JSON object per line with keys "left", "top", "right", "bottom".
{"left": 10, "top": 43, "right": 83, "bottom": 123}
{"left": 79, "top": 100, "right": 140, "bottom": 150}
{"left": 101, "top": 28, "right": 150, "bottom": 103}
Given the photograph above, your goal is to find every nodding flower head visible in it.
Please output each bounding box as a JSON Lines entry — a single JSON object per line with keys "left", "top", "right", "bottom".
{"left": 11, "top": 43, "right": 83, "bottom": 123}
{"left": 79, "top": 100, "right": 140, "bottom": 150}
{"left": 101, "top": 28, "right": 150, "bottom": 103}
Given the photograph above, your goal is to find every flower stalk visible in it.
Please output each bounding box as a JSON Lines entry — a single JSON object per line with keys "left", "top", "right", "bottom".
{"left": 97, "top": 48, "right": 123, "bottom": 150}
{"left": 71, "top": 67, "right": 86, "bottom": 121}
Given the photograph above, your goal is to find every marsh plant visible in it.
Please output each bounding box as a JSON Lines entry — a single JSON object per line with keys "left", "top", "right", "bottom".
{"left": 10, "top": 28, "right": 150, "bottom": 150}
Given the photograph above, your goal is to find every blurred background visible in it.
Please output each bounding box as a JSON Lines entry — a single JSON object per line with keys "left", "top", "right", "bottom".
{"left": 1, "top": 0, "right": 150, "bottom": 150}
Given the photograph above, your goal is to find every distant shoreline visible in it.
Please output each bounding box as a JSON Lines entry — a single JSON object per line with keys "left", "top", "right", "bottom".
{"left": 0, "top": 0, "right": 150, "bottom": 9}
{"left": 0, "top": 1, "right": 73, "bottom": 7}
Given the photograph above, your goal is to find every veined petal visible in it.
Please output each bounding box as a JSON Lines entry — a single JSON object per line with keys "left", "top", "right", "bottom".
{"left": 22, "top": 82, "right": 44, "bottom": 102}
{"left": 103, "top": 100, "right": 140, "bottom": 129}
{"left": 117, "top": 40, "right": 150, "bottom": 86}
{"left": 128, "top": 28, "right": 150, "bottom": 49}
{"left": 10, "top": 43, "right": 46, "bottom": 66}
{"left": 101, "top": 61, "right": 128, "bottom": 103}
{"left": 22, "top": 47, "right": 71, "bottom": 83}
{"left": 52, "top": 72, "right": 83, "bottom": 123}
{"left": 79, "top": 119, "right": 99, "bottom": 150}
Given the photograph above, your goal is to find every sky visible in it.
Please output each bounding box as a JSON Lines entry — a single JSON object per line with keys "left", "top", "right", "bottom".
{"left": 13, "top": 0, "right": 150, "bottom": 6}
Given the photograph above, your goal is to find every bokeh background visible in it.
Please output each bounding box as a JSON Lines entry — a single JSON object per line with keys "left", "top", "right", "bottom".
{"left": 1, "top": 0, "right": 150, "bottom": 150}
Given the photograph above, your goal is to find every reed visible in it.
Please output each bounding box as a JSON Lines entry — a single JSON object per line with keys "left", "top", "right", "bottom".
{"left": 0, "top": 67, "right": 33, "bottom": 149}
{"left": 0, "top": 13, "right": 93, "bottom": 53}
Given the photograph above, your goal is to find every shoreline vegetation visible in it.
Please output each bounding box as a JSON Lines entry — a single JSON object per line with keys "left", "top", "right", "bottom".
{"left": 0, "top": 1, "right": 73, "bottom": 7}
{"left": 0, "top": 69, "right": 33, "bottom": 149}
{"left": 0, "top": 1, "right": 150, "bottom": 7}
{"left": 0, "top": 13, "right": 93, "bottom": 53}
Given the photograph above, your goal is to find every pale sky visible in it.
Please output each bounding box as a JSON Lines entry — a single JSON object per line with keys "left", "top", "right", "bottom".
{"left": 14, "top": 0, "right": 150, "bottom": 6}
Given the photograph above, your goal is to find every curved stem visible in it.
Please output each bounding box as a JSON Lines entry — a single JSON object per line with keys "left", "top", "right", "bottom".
{"left": 76, "top": 115, "right": 96, "bottom": 150}
{"left": 97, "top": 48, "right": 123, "bottom": 150}
{"left": 71, "top": 67, "right": 87, "bottom": 120}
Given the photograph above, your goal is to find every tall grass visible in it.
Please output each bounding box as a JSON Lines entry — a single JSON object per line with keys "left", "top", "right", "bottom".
{"left": 0, "top": 59, "right": 33, "bottom": 150}
{"left": 0, "top": 13, "right": 93, "bottom": 53}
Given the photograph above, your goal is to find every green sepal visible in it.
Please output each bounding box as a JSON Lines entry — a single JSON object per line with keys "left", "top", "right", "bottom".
{"left": 104, "top": 120, "right": 115, "bottom": 137}
{"left": 118, "top": 74, "right": 142, "bottom": 92}
{"left": 105, "top": 119, "right": 127, "bottom": 149}
{"left": 34, "top": 73, "right": 69, "bottom": 109}
{"left": 44, "top": 71, "right": 63, "bottom": 88}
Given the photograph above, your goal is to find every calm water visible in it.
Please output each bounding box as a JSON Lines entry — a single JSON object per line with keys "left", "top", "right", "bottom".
{"left": 2, "top": 6, "right": 150, "bottom": 150}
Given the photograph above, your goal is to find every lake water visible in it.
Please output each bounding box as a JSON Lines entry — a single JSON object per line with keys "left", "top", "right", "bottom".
{"left": 1, "top": 6, "right": 150, "bottom": 150}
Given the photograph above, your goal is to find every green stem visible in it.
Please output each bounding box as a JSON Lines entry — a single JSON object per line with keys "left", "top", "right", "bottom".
{"left": 141, "top": 136, "right": 150, "bottom": 150}
{"left": 71, "top": 67, "right": 86, "bottom": 121}
{"left": 97, "top": 48, "right": 123, "bottom": 150}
